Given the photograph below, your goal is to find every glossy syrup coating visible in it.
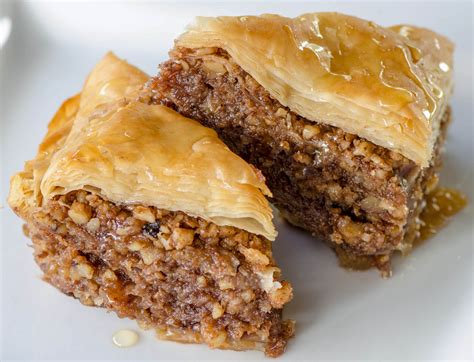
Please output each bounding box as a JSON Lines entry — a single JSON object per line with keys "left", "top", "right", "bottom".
{"left": 177, "top": 12, "right": 454, "bottom": 166}
{"left": 8, "top": 53, "right": 276, "bottom": 240}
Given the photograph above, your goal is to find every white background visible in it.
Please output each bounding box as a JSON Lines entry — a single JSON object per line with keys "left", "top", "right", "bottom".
{"left": 0, "top": 0, "right": 472, "bottom": 360}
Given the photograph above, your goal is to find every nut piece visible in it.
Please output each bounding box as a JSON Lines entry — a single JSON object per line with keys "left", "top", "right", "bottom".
{"left": 93, "top": 296, "right": 104, "bottom": 306}
{"left": 302, "top": 124, "right": 320, "bottom": 140}
{"left": 202, "top": 61, "right": 227, "bottom": 76}
{"left": 86, "top": 218, "right": 100, "bottom": 232}
{"left": 115, "top": 227, "right": 132, "bottom": 236}
{"left": 196, "top": 276, "right": 208, "bottom": 288}
{"left": 279, "top": 140, "right": 290, "bottom": 151}
{"left": 241, "top": 289, "right": 255, "bottom": 303}
{"left": 337, "top": 216, "right": 365, "bottom": 245}
{"left": 226, "top": 296, "right": 243, "bottom": 315}
{"left": 212, "top": 303, "right": 225, "bottom": 319}
{"left": 70, "top": 259, "right": 94, "bottom": 280}
{"left": 103, "top": 269, "right": 117, "bottom": 282}
{"left": 56, "top": 224, "right": 68, "bottom": 235}
{"left": 68, "top": 201, "right": 92, "bottom": 225}
{"left": 177, "top": 59, "right": 189, "bottom": 71}
{"left": 116, "top": 217, "right": 142, "bottom": 236}
{"left": 268, "top": 281, "right": 293, "bottom": 308}
{"left": 208, "top": 330, "right": 227, "bottom": 349}
{"left": 171, "top": 228, "right": 195, "bottom": 250}
{"left": 218, "top": 226, "right": 236, "bottom": 238}
{"left": 75, "top": 190, "right": 88, "bottom": 203}
{"left": 218, "top": 278, "right": 235, "bottom": 290}
{"left": 293, "top": 151, "right": 312, "bottom": 165}
{"left": 275, "top": 107, "right": 288, "bottom": 118}
{"left": 353, "top": 140, "right": 374, "bottom": 157}
{"left": 238, "top": 246, "right": 270, "bottom": 265}
{"left": 140, "top": 247, "right": 160, "bottom": 265}
{"left": 200, "top": 223, "right": 218, "bottom": 239}
{"left": 132, "top": 206, "right": 156, "bottom": 223}
{"left": 128, "top": 239, "right": 147, "bottom": 251}
{"left": 326, "top": 183, "right": 343, "bottom": 201}
{"left": 256, "top": 267, "right": 281, "bottom": 293}
{"left": 360, "top": 196, "right": 382, "bottom": 212}
{"left": 200, "top": 316, "right": 227, "bottom": 348}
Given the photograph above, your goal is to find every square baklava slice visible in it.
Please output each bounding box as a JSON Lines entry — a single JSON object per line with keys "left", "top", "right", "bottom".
{"left": 147, "top": 13, "right": 455, "bottom": 276}
{"left": 8, "top": 53, "right": 293, "bottom": 357}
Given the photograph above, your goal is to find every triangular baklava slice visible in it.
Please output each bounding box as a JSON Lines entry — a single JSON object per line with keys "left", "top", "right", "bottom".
{"left": 8, "top": 53, "right": 293, "bottom": 357}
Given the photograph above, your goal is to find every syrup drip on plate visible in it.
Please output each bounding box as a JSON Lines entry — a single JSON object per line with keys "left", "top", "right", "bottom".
{"left": 112, "top": 329, "right": 139, "bottom": 348}
{"left": 415, "top": 187, "right": 467, "bottom": 244}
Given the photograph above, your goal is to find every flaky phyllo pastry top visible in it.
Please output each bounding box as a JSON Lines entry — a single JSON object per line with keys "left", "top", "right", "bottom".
{"left": 177, "top": 12, "right": 454, "bottom": 167}
{"left": 8, "top": 53, "right": 277, "bottom": 240}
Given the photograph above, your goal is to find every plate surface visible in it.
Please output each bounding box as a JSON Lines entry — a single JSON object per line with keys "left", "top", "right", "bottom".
{"left": 1, "top": 1, "right": 472, "bottom": 360}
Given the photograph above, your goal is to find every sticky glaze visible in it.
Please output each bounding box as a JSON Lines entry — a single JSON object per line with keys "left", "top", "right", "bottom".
{"left": 178, "top": 13, "right": 454, "bottom": 166}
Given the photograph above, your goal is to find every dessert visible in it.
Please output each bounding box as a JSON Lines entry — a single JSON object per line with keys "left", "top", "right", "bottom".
{"left": 147, "top": 13, "right": 454, "bottom": 275}
{"left": 8, "top": 53, "right": 293, "bottom": 356}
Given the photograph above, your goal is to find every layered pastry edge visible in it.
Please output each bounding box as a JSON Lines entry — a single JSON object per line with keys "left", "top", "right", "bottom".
{"left": 8, "top": 52, "right": 294, "bottom": 357}
{"left": 176, "top": 13, "right": 454, "bottom": 167}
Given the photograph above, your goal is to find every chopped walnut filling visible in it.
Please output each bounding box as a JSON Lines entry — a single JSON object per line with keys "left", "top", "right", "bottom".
{"left": 21, "top": 191, "right": 293, "bottom": 357}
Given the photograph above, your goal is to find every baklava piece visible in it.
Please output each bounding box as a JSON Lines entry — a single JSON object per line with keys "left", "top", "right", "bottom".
{"left": 147, "top": 13, "right": 454, "bottom": 276}
{"left": 8, "top": 53, "right": 293, "bottom": 357}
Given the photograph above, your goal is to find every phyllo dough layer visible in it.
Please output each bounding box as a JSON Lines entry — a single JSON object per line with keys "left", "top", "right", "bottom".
{"left": 176, "top": 13, "right": 453, "bottom": 167}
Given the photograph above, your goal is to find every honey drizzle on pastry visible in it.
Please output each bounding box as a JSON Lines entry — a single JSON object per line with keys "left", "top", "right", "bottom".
{"left": 177, "top": 13, "right": 454, "bottom": 166}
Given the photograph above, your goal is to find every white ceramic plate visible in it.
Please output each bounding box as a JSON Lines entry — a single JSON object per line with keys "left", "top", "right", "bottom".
{"left": 1, "top": 1, "right": 472, "bottom": 360}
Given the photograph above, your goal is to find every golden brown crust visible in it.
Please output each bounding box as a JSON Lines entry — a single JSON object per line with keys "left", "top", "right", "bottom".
{"left": 177, "top": 13, "right": 454, "bottom": 166}
{"left": 8, "top": 52, "right": 276, "bottom": 240}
